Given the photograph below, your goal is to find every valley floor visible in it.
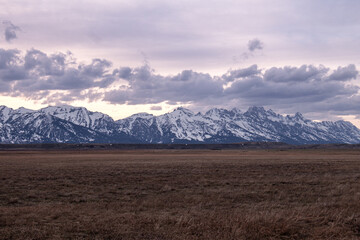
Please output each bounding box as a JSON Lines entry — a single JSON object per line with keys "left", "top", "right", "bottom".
{"left": 1, "top": 149, "right": 360, "bottom": 239}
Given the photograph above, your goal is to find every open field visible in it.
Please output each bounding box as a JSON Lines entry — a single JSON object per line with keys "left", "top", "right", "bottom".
{"left": 1, "top": 149, "right": 360, "bottom": 239}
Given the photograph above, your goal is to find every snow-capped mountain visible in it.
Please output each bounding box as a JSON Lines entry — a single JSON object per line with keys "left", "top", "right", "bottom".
{"left": 116, "top": 106, "right": 360, "bottom": 144}
{"left": 1, "top": 105, "right": 360, "bottom": 144}
{"left": 0, "top": 105, "right": 136, "bottom": 143}
{"left": 0, "top": 110, "right": 99, "bottom": 143}
{"left": 40, "top": 105, "right": 118, "bottom": 134}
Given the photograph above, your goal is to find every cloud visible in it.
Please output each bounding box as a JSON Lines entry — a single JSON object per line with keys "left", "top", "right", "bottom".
{"left": 150, "top": 106, "right": 162, "bottom": 111}
{"left": 105, "top": 64, "right": 223, "bottom": 104}
{"left": 0, "top": 49, "right": 26, "bottom": 89}
{"left": 2, "top": 1, "right": 360, "bottom": 73}
{"left": 234, "top": 39, "right": 265, "bottom": 63}
{"left": 1, "top": 47, "right": 360, "bottom": 118}
{"left": 248, "top": 38, "right": 264, "bottom": 52}
{"left": 0, "top": 48, "right": 120, "bottom": 103}
{"left": 329, "top": 64, "right": 358, "bottom": 81}
{"left": 264, "top": 65, "right": 328, "bottom": 83}
{"left": 3, "top": 21, "right": 20, "bottom": 42}
{"left": 222, "top": 64, "right": 261, "bottom": 82}
{"left": 0, "top": 48, "right": 117, "bottom": 89}
{"left": 104, "top": 63, "right": 360, "bottom": 117}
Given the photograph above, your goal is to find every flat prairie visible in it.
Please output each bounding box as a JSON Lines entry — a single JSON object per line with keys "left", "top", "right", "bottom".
{"left": 1, "top": 149, "right": 360, "bottom": 239}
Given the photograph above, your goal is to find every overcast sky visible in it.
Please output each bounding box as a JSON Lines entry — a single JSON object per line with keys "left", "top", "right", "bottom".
{"left": 1, "top": 0, "right": 360, "bottom": 126}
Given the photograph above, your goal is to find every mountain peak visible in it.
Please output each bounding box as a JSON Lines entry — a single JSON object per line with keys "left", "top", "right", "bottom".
{"left": 294, "top": 112, "right": 304, "bottom": 119}
{"left": 0, "top": 105, "right": 12, "bottom": 110}
{"left": 15, "top": 107, "right": 34, "bottom": 114}
{"left": 174, "top": 106, "right": 189, "bottom": 111}
{"left": 42, "top": 105, "right": 86, "bottom": 111}
{"left": 205, "top": 108, "right": 234, "bottom": 119}
{"left": 172, "top": 107, "right": 194, "bottom": 115}
{"left": 245, "top": 106, "right": 270, "bottom": 117}
{"left": 205, "top": 108, "right": 221, "bottom": 114}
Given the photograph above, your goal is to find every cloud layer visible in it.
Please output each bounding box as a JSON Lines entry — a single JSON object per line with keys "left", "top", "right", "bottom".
{"left": 0, "top": 47, "right": 359, "bottom": 117}
{"left": 0, "top": 48, "right": 117, "bottom": 101}
{"left": 3, "top": 1, "right": 360, "bottom": 72}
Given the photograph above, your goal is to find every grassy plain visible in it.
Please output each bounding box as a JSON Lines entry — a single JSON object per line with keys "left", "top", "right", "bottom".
{"left": 1, "top": 149, "right": 360, "bottom": 239}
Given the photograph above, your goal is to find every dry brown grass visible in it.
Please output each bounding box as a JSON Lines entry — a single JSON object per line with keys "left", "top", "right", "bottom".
{"left": 1, "top": 149, "right": 360, "bottom": 239}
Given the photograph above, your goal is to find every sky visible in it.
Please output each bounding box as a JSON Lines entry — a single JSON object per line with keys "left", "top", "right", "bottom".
{"left": 1, "top": 0, "right": 360, "bottom": 126}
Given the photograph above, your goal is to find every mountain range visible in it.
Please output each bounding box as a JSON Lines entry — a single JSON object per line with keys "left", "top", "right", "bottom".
{"left": 1, "top": 105, "right": 360, "bottom": 144}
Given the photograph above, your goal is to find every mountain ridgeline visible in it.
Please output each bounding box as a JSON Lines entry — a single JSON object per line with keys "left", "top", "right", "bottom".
{"left": 0, "top": 105, "right": 360, "bottom": 144}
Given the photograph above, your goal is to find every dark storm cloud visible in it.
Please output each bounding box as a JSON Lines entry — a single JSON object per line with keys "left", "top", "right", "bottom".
{"left": 248, "top": 39, "right": 264, "bottom": 52}
{"left": 2, "top": 21, "right": 20, "bottom": 42}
